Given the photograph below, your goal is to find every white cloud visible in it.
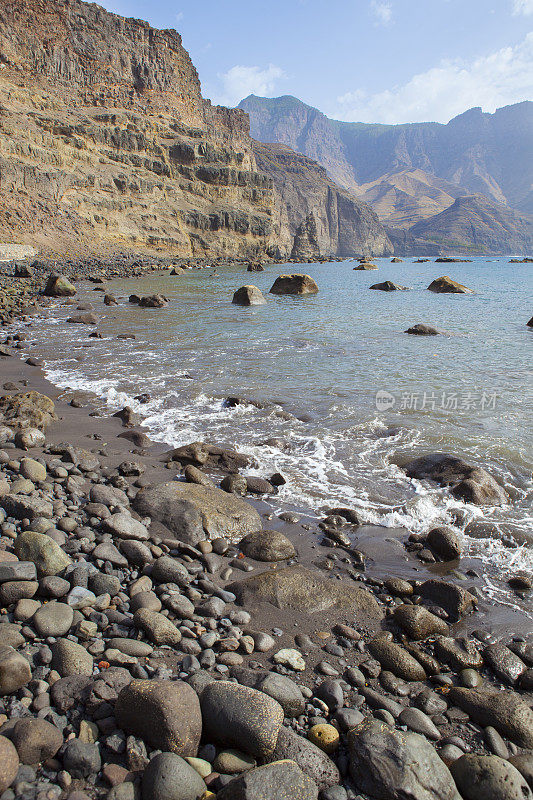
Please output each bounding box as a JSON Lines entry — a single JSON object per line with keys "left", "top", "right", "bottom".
{"left": 371, "top": 1, "right": 393, "bottom": 25}
{"left": 214, "top": 64, "right": 285, "bottom": 107}
{"left": 335, "top": 32, "right": 533, "bottom": 123}
{"left": 175, "top": 11, "right": 184, "bottom": 23}
{"left": 513, "top": 0, "right": 533, "bottom": 15}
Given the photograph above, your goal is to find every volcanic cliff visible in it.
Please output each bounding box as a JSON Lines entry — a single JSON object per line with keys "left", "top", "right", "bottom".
{"left": 0, "top": 0, "right": 390, "bottom": 259}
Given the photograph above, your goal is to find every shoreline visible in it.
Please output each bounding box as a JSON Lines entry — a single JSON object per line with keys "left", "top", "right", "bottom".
{"left": 0, "top": 270, "right": 531, "bottom": 799}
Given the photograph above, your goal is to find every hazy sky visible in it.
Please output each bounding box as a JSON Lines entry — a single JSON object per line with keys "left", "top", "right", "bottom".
{"left": 100, "top": 0, "right": 532, "bottom": 124}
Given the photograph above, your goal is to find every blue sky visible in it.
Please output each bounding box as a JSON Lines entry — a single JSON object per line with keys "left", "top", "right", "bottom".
{"left": 100, "top": 0, "right": 532, "bottom": 123}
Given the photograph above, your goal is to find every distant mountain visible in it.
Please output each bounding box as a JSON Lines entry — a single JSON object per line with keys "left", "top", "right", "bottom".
{"left": 388, "top": 195, "right": 533, "bottom": 256}
{"left": 253, "top": 142, "right": 392, "bottom": 258}
{"left": 239, "top": 95, "right": 533, "bottom": 224}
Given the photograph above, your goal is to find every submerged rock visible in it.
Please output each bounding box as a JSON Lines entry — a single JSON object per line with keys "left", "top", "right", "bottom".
{"left": 139, "top": 294, "right": 168, "bottom": 308}
{"left": 370, "top": 281, "right": 409, "bottom": 291}
{"left": 405, "top": 324, "right": 441, "bottom": 335}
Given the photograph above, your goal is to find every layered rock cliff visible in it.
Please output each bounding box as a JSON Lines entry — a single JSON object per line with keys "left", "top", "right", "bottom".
{"left": 0, "top": 0, "right": 275, "bottom": 257}
{"left": 254, "top": 142, "right": 392, "bottom": 258}
{"left": 0, "top": 0, "right": 391, "bottom": 260}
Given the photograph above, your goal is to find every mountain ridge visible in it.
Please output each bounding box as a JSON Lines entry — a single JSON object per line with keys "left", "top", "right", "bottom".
{"left": 240, "top": 94, "right": 532, "bottom": 213}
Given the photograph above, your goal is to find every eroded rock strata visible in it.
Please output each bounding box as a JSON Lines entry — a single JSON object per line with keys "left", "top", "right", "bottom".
{"left": 0, "top": 0, "right": 390, "bottom": 260}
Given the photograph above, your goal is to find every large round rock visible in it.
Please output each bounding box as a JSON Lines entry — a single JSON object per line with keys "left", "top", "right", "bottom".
{"left": 0, "top": 735, "right": 19, "bottom": 793}
{"left": 115, "top": 679, "right": 201, "bottom": 756}
{"left": 229, "top": 565, "right": 382, "bottom": 620}
{"left": 51, "top": 640, "right": 93, "bottom": 677}
{"left": 142, "top": 752, "right": 207, "bottom": 800}
{"left": 32, "top": 602, "right": 74, "bottom": 637}
{"left": 232, "top": 286, "right": 267, "bottom": 306}
{"left": 9, "top": 718, "right": 63, "bottom": 764}
{"left": 217, "top": 760, "right": 318, "bottom": 800}
{"left": 450, "top": 754, "right": 532, "bottom": 800}
{"left": 270, "top": 274, "right": 318, "bottom": 295}
{"left": 133, "top": 482, "right": 261, "bottom": 544}
{"left": 14, "top": 532, "right": 71, "bottom": 577}
{"left": 239, "top": 530, "right": 296, "bottom": 562}
{"left": 200, "top": 681, "right": 284, "bottom": 758}
{"left": 348, "top": 719, "right": 461, "bottom": 800}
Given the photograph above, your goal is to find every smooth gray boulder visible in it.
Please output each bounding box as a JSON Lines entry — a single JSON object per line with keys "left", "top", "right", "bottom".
{"left": 229, "top": 565, "right": 382, "bottom": 620}
{"left": 142, "top": 752, "right": 207, "bottom": 800}
{"left": 133, "top": 482, "right": 261, "bottom": 544}
{"left": 450, "top": 754, "right": 533, "bottom": 800}
{"left": 238, "top": 530, "right": 296, "bottom": 562}
{"left": 200, "top": 681, "right": 284, "bottom": 758}
{"left": 348, "top": 719, "right": 461, "bottom": 800}
{"left": 217, "top": 760, "right": 318, "bottom": 800}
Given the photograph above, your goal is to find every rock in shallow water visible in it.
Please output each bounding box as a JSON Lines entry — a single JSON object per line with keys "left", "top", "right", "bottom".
{"left": 232, "top": 285, "right": 267, "bottom": 306}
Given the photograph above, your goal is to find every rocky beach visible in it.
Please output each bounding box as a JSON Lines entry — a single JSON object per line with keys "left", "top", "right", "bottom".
{"left": 0, "top": 260, "right": 530, "bottom": 800}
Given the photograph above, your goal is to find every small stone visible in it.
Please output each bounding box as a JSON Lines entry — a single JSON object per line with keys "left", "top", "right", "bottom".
{"left": 273, "top": 649, "right": 305, "bottom": 671}
{"left": 307, "top": 725, "right": 340, "bottom": 754}
{"left": 62, "top": 739, "right": 101, "bottom": 778}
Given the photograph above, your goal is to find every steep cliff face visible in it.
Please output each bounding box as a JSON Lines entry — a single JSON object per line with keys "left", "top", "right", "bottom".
{"left": 0, "top": 1, "right": 392, "bottom": 261}
{"left": 0, "top": 0, "right": 273, "bottom": 257}
{"left": 240, "top": 95, "right": 533, "bottom": 219}
{"left": 253, "top": 142, "right": 392, "bottom": 258}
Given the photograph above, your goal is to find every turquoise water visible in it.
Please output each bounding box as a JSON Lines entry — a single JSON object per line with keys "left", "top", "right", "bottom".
{"left": 22, "top": 256, "right": 533, "bottom": 586}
